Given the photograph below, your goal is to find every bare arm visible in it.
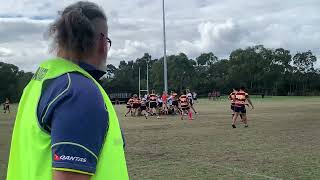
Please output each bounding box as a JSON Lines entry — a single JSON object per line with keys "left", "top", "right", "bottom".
{"left": 54, "top": 170, "right": 91, "bottom": 180}
{"left": 247, "top": 98, "right": 254, "bottom": 109}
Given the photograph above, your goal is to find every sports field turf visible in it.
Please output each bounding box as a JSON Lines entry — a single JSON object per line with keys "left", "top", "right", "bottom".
{"left": 1, "top": 96, "right": 320, "bottom": 179}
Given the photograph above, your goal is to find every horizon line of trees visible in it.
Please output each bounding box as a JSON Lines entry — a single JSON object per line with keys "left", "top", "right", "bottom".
{"left": 1, "top": 45, "right": 319, "bottom": 102}
{"left": 103, "top": 45, "right": 320, "bottom": 97}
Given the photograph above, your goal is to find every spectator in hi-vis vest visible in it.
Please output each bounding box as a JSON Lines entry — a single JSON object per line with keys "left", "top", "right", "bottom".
{"left": 6, "top": 1, "right": 128, "bottom": 180}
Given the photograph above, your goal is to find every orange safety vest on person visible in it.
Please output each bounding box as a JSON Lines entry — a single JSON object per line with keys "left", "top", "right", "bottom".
{"left": 179, "top": 95, "right": 189, "bottom": 108}
{"left": 149, "top": 94, "right": 157, "bottom": 102}
{"left": 235, "top": 90, "right": 249, "bottom": 106}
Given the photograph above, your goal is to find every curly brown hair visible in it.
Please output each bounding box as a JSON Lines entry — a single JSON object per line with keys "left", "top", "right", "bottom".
{"left": 49, "top": 1, "right": 107, "bottom": 58}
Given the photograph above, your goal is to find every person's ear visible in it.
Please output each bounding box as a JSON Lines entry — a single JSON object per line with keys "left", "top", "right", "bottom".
{"left": 98, "top": 34, "right": 107, "bottom": 54}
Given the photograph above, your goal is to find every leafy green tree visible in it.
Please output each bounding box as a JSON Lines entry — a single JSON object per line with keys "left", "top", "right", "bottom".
{"left": 0, "top": 62, "right": 33, "bottom": 102}
{"left": 90, "top": 47, "right": 319, "bottom": 96}
{"left": 293, "top": 51, "right": 317, "bottom": 73}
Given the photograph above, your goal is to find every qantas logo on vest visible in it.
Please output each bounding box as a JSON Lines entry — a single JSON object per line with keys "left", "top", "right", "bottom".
{"left": 54, "top": 153, "right": 87, "bottom": 163}
{"left": 54, "top": 154, "right": 61, "bottom": 161}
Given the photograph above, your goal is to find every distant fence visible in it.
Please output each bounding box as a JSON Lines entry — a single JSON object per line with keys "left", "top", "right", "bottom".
{"left": 109, "top": 93, "right": 132, "bottom": 104}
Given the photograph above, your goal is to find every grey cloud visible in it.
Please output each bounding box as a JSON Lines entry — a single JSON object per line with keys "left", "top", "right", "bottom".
{"left": 176, "top": 19, "right": 250, "bottom": 59}
{"left": 0, "top": 0, "right": 319, "bottom": 71}
{"left": 0, "top": 18, "right": 50, "bottom": 42}
{"left": 0, "top": 47, "right": 14, "bottom": 57}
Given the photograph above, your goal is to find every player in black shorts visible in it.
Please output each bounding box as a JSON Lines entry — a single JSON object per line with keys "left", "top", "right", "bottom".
{"left": 179, "top": 92, "right": 193, "bottom": 121}
{"left": 145, "top": 95, "right": 150, "bottom": 113}
{"left": 232, "top": 87, "right": 254, "bottom": 128}
{"left": 229, "top": 88, "right": 246, "bottom": 122}
{"left": 140, "top": 98, "right": 148, "bottom": 119}
{"left": 157, "top": 96, "right": 163, "bottom": 108}
{"left": 149, "top": 90, "right": 158, "bottom": 116}
{"left": 125, "top": 96, "right": 134, "bottom": 117}
{"left": 193, "top": 92, "right": 197, "bottom": 103}
{"left": 131, "top": 94, "right": 140, "bottom": 116}
{"left": 228, "top": 88, "right": 238, "bottom": 118}
{"left": 4, "top": 98, "right": 10, "bottom": 113}
{"left": 186, "top": 89, "right": 197, "bottom": 114}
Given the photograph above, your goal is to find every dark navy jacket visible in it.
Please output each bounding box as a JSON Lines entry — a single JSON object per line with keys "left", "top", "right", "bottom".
{"left": 37, "top": 62, "right": 111, "bottom": 175}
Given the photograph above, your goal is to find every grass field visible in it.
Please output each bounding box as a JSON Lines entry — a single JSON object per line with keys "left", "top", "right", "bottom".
{"left": 1, "top": 96, "right": 320, "bottom": 180}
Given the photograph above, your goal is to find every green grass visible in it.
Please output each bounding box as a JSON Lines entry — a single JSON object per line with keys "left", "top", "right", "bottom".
{"left": 1, "top": 97, "right": 320, "bottom": 179}
{"left": 0, "top": 105, "right": 17, "bottom": 180}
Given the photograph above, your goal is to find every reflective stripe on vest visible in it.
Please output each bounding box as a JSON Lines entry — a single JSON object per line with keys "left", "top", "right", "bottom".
{"left": 7, "top": 58, "right": 128, "bottom": 180}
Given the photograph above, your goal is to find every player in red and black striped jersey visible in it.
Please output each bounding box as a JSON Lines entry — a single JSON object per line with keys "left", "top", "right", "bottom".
{"left": 149, "top": 90, "right": 158, "bottom": 116}
{"left": 228, "top": 88, "right": 244, "bottom": 119}
{"left": 125, "top": 96, "right": 134, "bottom": 117}
{"left": 229, "top": 88, "right": 245, "bottom": 123}
{"left": 170, "top": 91, "right": 181, "bottom": 115}
{"left": 228, "top": 88, "right": 237, "bottom": 116}
{"left": 232, "top": 87, "right": 254, "bottom": 128}
{"left": 140, "top": 98, "right": 148, "bottom": 119}
{"left": 228, "top": 89, "right": 236, "bottom": 107}
{"left": 131, "top": 94, "right": 141, "bottom": 116}
{"left": 179, "top": 91, "right": 193, "bottom": 121}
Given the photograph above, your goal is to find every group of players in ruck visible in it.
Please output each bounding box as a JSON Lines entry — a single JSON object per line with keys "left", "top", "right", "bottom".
{"left": 124, "top": 86, "right": 254, "bottom": 127}
{"left": 125, "top": 89, "right": 198, "bottom": 121}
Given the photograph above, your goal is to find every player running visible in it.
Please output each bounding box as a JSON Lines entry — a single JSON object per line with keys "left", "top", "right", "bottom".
{"left": 125, "top": 96, "right": 134, "bottom": 117}
{"left": 179, "top": 92, "right": 193, "bottom": 121}
{"left": 232, "top": 87, "right": 254, "bottom": 128}
{"left": 131, "top": 94, "right": 140, "bottom": 116}
{"left": 186, "top": 89, "right": 198, "bottom": 114}
{"left": 229, "top": 88, "right": 247, "bottom": 122}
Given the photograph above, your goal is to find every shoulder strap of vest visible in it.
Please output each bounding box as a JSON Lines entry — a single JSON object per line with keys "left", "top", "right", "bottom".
{"left": 39, "top": 58, "right": 93, "bottom": 81}
{"left": 38, "top": 58, "right": 110, "bottom": 103}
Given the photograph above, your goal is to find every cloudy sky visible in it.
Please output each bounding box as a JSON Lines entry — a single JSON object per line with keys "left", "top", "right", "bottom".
{"left": 0, "top": 0, "right": 319, "bottom": 72}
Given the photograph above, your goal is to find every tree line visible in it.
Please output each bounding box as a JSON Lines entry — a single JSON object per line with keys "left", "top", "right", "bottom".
{"left": 103, "top": 45, "right": 319, "bottom": 96}
{"left": 0, "top": 45, "right": 319, "bottom": 102}
{"left": 0, "top": 62, "right": 33, "bottom": 103}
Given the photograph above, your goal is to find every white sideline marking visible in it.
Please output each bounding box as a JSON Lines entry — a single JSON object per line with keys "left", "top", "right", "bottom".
{"left": 213, "top": 164, "right": 283, "bottom": 180}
